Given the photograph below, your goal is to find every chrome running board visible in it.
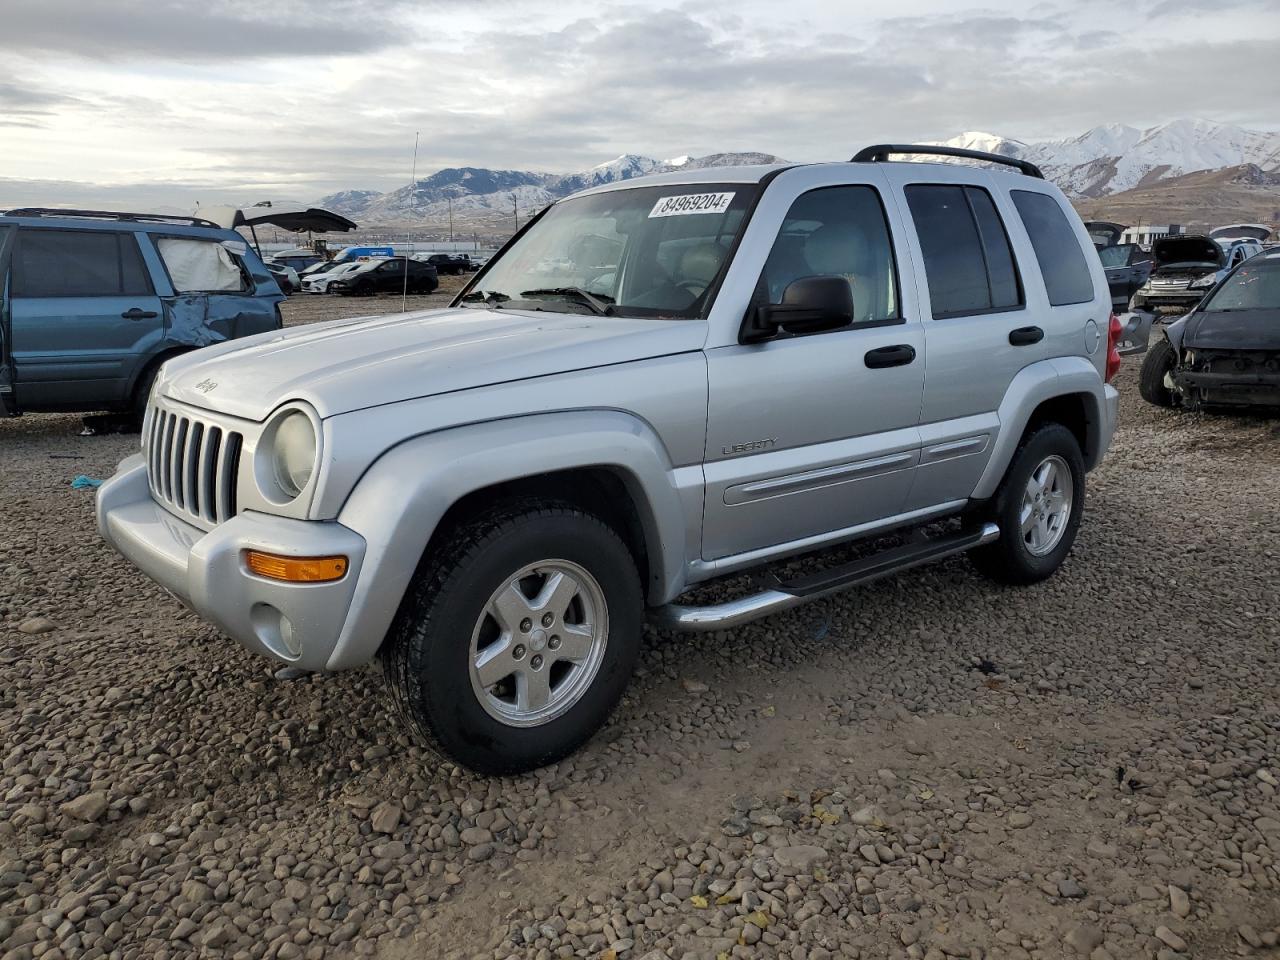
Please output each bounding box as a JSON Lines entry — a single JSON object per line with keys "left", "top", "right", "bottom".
{"left": 650, "top": 522, "right": 1000, "bottom": 633}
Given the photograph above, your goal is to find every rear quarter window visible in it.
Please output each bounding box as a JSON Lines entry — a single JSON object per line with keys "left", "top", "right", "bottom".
{"left": 156, "top": 237, "right": 247, "bottom": 293}
{"left": 1010, "top": 190, "right": 1095, "bottom": 306}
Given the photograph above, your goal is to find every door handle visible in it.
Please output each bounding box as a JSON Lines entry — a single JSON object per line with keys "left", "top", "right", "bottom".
{"left": 1008, "top": 326, "right": 1044, "bottom": 346}
{"left": 121, "top": 308, "right": 158, "bottom": 320}
{"left": 863, "top": 344, "right": 916, "bottom": 369}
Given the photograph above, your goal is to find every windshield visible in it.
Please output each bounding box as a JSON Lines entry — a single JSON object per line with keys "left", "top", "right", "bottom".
{"left": 1202, "top": 259, "right": 1280, "bottom": 311}
{"left": 461, "top": 182, "right": 759, "bottom": 318}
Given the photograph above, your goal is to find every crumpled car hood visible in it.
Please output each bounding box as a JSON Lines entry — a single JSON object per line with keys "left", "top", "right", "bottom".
{"left": 156, "top": 306, "right": 708, "bottom": 421}
{"left": 1185, "top": 308, "right": 1280, "bottom": 352}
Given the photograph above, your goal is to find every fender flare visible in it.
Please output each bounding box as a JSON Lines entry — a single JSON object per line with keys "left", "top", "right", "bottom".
{"left": 971, "top": 357, "right": 1109, "bottom": 500}
{"left": 324, "top": 410, "right": 693, "bottom": 670}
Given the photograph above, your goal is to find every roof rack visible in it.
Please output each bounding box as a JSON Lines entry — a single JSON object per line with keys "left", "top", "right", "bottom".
{"left": 851, "top": 144, "right": 1045, "bottom": 179}
{"left": 2, "top": 208, "right": 221, "bottom": 228}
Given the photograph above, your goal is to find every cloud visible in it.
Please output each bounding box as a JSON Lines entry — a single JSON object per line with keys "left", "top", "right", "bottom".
{"left": 1, "top": 0, "right": 1277, "bottom": 209}
{"left": 0, "top": 0, "right": 422, "bottom": 60}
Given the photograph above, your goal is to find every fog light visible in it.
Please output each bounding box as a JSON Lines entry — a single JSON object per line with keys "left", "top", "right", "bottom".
{"left": 245, "top": 551, "right": 348, "bottom": 583}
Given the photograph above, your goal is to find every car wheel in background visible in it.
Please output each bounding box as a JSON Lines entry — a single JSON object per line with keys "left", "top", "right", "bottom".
{"left": 1139, "top": 339, "right": 1178, "bottom": 408}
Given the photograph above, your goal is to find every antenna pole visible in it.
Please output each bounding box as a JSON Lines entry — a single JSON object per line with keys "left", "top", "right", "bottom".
{"left": 402, "top": 131, "right": 419, "bottom": 313}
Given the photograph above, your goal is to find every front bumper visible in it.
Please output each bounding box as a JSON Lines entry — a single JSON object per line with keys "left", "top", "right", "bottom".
{"left": 97, "top": 454, "right": 367, "bottom": 670}
{"left": 1132, "top": 288, "right": 1205, "bottom": 315}
{"left": 1172, "top": 369, "right": 1280, "bottom": 407}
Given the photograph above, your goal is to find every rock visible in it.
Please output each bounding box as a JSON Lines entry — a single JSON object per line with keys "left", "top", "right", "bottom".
{"left": 1008, "top": 812, "right": 1033, "bottom": 829}
{"left": 681, "top": 678, "right": 708, "bottom": 694}
{"left": 468, "top": 843, "right": 494, "bottom": 862}
{"left": 1065, "top": 923, "right": 1104, "bottom": 955}
{"left": 1168, "top": 885, "right": 1190, "bottom": 918}
{"left": 774, "top": 845, "right": 828, "bottom": 871}
{"left": 201, "top": 922, "right": 235, "bottom": 948}
{"left": 1154, "top": 926, "right": 1186, "bottom": 952}
{"left": 61, "top": 792, "right": 108, "bottom": 822}
{"left": 721, "top": 817, "right": 749, "bottom": 837}
{"left": 859, "top": 844, "right": 881, "bottom": 865}
{"left": 170, "top": 918, "right": 198, "bottom": 940}
{"left": 1086, "top": 839, "right": 1116, "bottom": 858}
{"left": 1240, "top": 925, "right": 1263, "bottom": 948}
{"left": 370, "top": 801, "right": 401, "bottom": 834}
{"left": 18, "top": 617, "right": 56, "bottom": 635}
{"left": 459, "top": 827, "right": 492, "bottom": 845}
{"left": 1057, "top": 877, "right": 1085, "bottom": 899}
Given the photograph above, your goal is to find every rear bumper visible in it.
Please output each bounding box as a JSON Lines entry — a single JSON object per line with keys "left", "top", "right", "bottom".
{"left": 97, "top": 455, "right": 368, "bottom": 670}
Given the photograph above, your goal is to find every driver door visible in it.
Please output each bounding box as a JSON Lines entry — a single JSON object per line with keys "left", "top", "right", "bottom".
{"left": 701, "top": 180, "right": 926, "bottom": 561}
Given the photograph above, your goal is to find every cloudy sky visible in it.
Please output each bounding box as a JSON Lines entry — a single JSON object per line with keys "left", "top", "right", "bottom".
{"left": 1, "top": 0, "right": 1277, "bottom": 209}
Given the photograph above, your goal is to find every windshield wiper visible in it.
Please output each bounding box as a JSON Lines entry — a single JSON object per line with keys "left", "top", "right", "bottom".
{"left": 519, "top": 287, "right": 614, "bottom": 316}
{"left": 459, "top": 290, "right": 510, "bottom": 307}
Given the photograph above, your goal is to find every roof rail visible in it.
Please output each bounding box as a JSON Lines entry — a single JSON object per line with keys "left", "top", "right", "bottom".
{"left": 851, "top": 144, "right": 1045, "bottom": 179}
{"left": 2, "top": 208, "right": 221, "bottom": 228}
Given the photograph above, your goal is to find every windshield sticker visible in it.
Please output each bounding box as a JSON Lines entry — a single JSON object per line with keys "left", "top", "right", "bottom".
{"left": 648, "top": 192, "right": 736, "bottom": 218}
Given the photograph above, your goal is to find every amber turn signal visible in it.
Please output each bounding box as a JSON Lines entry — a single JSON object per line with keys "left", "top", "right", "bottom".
{"left": 244, "top": 551, "right": 348, "bottom": 583}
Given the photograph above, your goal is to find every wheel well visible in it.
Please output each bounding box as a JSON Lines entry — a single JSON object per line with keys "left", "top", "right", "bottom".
{"left": 129, "top": 348, "right": 191, "bottom": 401}
{"left": 426, "top": 468, "right": 652, "bottom": 592}
{"left": 1024, "top": 392, "right": 1096, "bottom": 467}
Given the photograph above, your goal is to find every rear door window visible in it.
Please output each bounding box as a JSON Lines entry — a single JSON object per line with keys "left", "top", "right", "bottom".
{"left": 156, "top": 238, "right": 246, "bottom": 293}
{"left": 1010, "top": 190, "right": 1095, "bottom": 306}
{"left": 904, "top": 185, "right": 1023, "bottom": 318}
{"left": 12, "top": 228, "right": 153, "bottom": 298}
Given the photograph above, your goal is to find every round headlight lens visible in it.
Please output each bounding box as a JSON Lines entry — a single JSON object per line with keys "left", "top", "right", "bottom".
{"left": 271, "top": 411, "right": 316, "bottom": 499}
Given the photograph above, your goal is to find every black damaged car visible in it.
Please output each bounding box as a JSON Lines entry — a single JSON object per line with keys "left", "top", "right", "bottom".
{"left": 1140, "top": 250, "right": 1280, "bottom": 411}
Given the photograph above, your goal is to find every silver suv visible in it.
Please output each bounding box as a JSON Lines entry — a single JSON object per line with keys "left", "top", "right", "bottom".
{"left": 97, "top": 145, "right": 1122, "bottom": 774}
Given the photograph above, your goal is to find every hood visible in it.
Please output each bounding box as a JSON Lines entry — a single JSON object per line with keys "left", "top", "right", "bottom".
{"left": 157, "top": 307, "right": 708, "bottom": 420}
{"left": 1153, "top": 235, "right": 1223, "bottom": 270}
{"left": 1085, "top": 221, "right": 1126, "bottom": 248}
{"left": 1185, "top": 308, "right": 1280, "bottom": 352}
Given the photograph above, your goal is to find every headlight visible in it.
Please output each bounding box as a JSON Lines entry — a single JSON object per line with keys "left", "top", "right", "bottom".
{"left": 272, "top": 411, "right": 316, "bottom": 499}
{"left": 1190, "top": 274, "right": 1216, "bottom": 289}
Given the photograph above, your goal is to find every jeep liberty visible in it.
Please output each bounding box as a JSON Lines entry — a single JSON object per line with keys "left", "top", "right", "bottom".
{"left": 97, "top": 145, "right": 1122, "bottom": 774}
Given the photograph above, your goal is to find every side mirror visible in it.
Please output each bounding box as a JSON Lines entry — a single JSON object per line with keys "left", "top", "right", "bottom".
{"left": 741, "top": 276, "right": 854, "bottom": 343}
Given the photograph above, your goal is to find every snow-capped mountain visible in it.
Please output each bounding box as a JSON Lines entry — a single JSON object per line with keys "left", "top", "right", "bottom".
{"left": 926, "top": 119, "right": 1280, "bottom": 198}
{"left": 320, "top": 151, "right": 786, "bottom": 225}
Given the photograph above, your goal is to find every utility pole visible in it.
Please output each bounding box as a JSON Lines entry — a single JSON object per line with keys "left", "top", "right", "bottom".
{"left": 512, "top": 194, "right": 519, "bottom": 233}
{"left": 448, "top": 196, "right": 454, "bottom": 244}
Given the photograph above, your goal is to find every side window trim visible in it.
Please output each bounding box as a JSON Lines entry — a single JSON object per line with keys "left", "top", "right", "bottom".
{"left": 751, "top": 183, "right": 906, "bottom": 334}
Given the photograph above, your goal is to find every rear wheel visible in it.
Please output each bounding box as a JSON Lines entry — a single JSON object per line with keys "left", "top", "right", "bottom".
{"left": 1139, "top": 339, "right": 1178, "bottom": 408}
{"left": 383, "top": 501, "right": 642, "bottom": 775}
{"left": 969, "top": 423, "right": 1085, "bottom": 585}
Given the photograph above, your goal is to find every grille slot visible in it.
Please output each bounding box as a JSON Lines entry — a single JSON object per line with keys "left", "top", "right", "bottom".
{"left": 145, "top": 403, "right": 244, "bottom": 527}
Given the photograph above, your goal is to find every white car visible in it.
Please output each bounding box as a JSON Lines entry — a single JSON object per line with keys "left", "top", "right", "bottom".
{"left": 301, "top": 260, "right": 373, "bottom": 294}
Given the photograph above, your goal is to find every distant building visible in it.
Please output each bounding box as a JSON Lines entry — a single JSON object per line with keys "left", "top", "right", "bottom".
{"left": 1119, "top": 224, "right": 1183, "bottom": 247}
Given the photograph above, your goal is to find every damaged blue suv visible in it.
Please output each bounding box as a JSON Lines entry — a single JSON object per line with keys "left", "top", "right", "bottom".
{"left": 0, "top": 209, "right": 283, "bottom": 419}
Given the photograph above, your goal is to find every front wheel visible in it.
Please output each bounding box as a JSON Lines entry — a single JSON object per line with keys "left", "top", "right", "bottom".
{"left": 1139, "top": 339, "right": 1178, "bottom": 408}
{"left": 969, "top": 423, "right": 1085, "bottom": 586}
{"left": 382, "top": 502, "right": 642, "bottom": 775}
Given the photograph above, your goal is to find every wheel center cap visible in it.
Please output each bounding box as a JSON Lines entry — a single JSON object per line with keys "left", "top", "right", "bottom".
{"left": 529, "top": 629, "right": 548, "bottom": 652}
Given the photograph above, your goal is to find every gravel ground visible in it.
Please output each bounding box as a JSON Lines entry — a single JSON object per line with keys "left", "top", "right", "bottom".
{"left": 1, "top": 306, "right": 1278, "bottom": 960}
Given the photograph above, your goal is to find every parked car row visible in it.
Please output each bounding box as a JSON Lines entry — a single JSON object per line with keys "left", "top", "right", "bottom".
{"left": 264, "top": 251, "right": 481, "bottom": 295}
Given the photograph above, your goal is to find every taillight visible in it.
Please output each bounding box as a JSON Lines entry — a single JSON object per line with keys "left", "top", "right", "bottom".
{"left": 1105, "top": 312, "right": 1123, "bottom": 383}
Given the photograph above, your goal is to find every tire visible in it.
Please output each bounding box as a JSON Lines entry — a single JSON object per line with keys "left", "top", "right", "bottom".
{"left": 1139, "top": 339, "right": 1177, "bottom": 408}
{"left": 129, "top": 360, "right": 164, "bottom": 427}
{"left": 968, "top": 423, "right": 1085, "bottom": 586}
{"left": 382, "top": 501, "right": 643, "bottom": 775}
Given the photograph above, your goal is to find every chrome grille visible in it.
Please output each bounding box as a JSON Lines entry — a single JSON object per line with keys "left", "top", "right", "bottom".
{"left": 145, "top": 403, "right": 243, "bottom": 526}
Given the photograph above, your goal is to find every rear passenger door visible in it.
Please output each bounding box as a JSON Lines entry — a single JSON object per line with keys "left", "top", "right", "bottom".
{"left": 9, "top": 227, "right": 162, "bottom": 409}
{"left": 882, "top": 170, "right": 1036, "bottom": 510}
